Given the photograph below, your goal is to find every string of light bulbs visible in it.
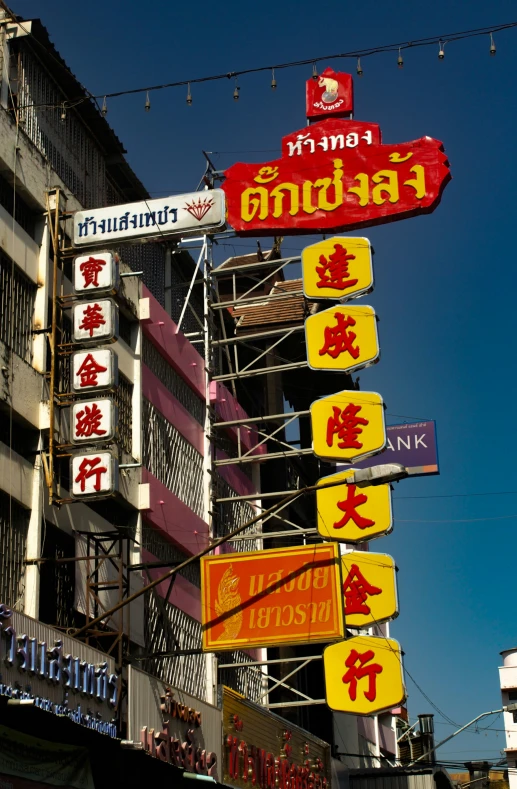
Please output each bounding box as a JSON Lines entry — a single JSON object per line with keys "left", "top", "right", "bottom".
{"left": 18, "top": 19, "right": 516, "bottom": 119}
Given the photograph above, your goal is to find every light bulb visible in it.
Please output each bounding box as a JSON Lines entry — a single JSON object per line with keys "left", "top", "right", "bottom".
{"left": 356, "top": 58, "right": 363, "bottom": 77}
{"left": 233, "top": 80, "right": 240, "bottom": 101}
{"left": 438, "top": 42, "right": 445, "bottom": 60}
{"left": 186, "top": 83, "right": 192, "bottom": 105}
{"left": 490, "top": 33, "right": 496, "bottom": 56}
{"left": 144, "top": 92, "right": 151, "bottom": 111}
{"left": 60, "top": 104, "right": 66, "bottom": 123}
{"left": 101, "top": 96, "right": 108, "bottom": 116}
{"left": 271, "top": 69, "right": 277, "bottom": 90}
{"left": 397, "top": 49, "right": 404, "bottom": 69}
{"left": 312, "top": 63, "right": 318, "bottom": 81}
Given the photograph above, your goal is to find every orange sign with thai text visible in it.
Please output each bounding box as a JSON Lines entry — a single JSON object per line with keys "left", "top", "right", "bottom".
{"left": 201, "top": 544, "right": 344, "bottom": 652}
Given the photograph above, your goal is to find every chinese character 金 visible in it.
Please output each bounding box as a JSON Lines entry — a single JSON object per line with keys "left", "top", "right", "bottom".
{"left": 333, "top": 484, "right": 375, "bottom": 530}
{"left": 76, "top": 353, "right": 107, "bottom": 388}
{"left": 80, "top": 256, "right": 107, "bottom": 288}
{"left": 342, "top": 564, "right": 382, "bottom": 616}
{"left": 75, "top": 403, "right": 107, "bottom": 438}
{"left": 327, "top": 404, "right": 369, "bottom": 450}
{"left": 79, "top": 303, "right": 106, "bottom": 337}
{"left": 319, "top": 312, "right": 360, "bottom": 360}
{"left": 342, "top": 648, "right": 383, "bottom": 702}
{"left": 316, "top": 244, "right": 359, "bottom": 291}
{"left": 74, "top": 456, "right": 108, "bottom": 492}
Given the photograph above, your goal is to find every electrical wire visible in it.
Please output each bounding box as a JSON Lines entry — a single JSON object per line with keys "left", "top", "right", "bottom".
{"left": 7, "top": 19, "right": 517, "bottom": 111}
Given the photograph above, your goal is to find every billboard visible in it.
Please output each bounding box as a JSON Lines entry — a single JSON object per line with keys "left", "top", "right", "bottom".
{"left": 346, "top": 420, "right": 439, "bottom": 477}
{"left": 201, "top": 544, "right": 344, "bottom": 651}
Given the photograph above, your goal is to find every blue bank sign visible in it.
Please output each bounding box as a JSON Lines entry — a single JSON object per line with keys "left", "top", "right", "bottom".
{"left": 349, "top": 420, "right": 439, "bottom": 477}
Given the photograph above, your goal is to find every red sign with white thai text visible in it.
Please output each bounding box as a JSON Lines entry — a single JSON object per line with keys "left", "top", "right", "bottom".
{"left": 222, "top": 120, "right": 451, "bottom": 236}
{"left": 306, "top": 68, "right": 353, "bottom": 121}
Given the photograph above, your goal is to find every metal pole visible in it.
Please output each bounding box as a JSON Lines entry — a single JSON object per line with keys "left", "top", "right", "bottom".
{"left": 70, "top": 474, "right": 353, "bottom": 641}
{"left": 408, "top": 709, "right": 503, "bottom": 766}
{"left": 46, "top": 189, "right": 61, "bottom": 504}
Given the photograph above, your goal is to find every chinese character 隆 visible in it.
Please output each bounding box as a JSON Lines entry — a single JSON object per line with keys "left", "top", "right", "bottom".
{"left": 326, "top": 404, "right": 369, "bottom": 450}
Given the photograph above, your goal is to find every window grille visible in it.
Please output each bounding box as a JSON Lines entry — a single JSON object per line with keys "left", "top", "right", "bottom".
{"left": 143, "top": 592, "right": 207, "bottom": 700}
{"left": 0, "top": 251, "right": 36, "bottom": 363}
{"left": 142, "top": 337, "right": 205, "bottom": 425}
{"left": 12, "top": 45, "right": 107, "bottom": 208}
{"left": 213, "top": 473, "right": 259, "bottom": 553}
{"left": 0, "top": 171, "right": 37, "bottom": 237}
{"left": 118, "top": 243, "right": 166, "bottom": 307}
{"left": 114, "top": 374, "right": 133, "bottom": 456}
{"left": 0, "top": 490, "right": 29, "bottom": 609}
{"left": 141, "top": 522, "right": 200, "bottom": 587}
{"left": 169, "top": 255, "right": 204, "bottom": 339}
{"left": 142, "top": 399, "right": 204, "bottom": 517}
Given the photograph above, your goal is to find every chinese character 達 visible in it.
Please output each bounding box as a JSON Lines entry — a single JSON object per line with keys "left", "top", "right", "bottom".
{"left": 316, "top": 243, "right": 358, "bottom": 291}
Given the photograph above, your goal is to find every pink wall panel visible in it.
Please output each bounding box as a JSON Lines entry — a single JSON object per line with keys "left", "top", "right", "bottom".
{"left": 143, "top": 364, "right": 204, "bottom": 453}
{"left": 141, "top": 285, "right": 205, "bottom": 399}
{"left": 143, "top": 548, "right": 201, "bottom": 621}
{"left": 142, "top": 469, "right": 210, "bottom": 556}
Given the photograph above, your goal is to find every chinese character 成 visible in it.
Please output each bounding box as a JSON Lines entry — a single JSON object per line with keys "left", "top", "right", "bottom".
{"left": 342, "top": 564, "right": 382, "bottom": 616}
{"left": 326, "top": 404, "right": 369, "bottom": 450}
{"left": 316, "top": 244, "right": 358, "bottom": 291}
{"left": 334, "top": 484, "right": 375, "bottom": 530}
{"left": 75, "top": 403, "right": 106, "bottom": 438}
{"left": 74, "top": 456, "right": 108, "bottom": 492}
{"left": 79, "top": 256, "right": 107, "bottom": 288}
{"left": 342, "top": 648, "right": 382, "bottom": 702}
{"left": 76, "top": 353, "right": 107, "bottom": 388}
{"left": 319, "top": 312, "right": 360, "bottom": 360}
{"left": 79, "top": 303, "right": 106, "bottom": 337}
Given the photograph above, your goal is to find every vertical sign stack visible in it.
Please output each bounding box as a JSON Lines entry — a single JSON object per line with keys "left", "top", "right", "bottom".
{"left": 302, "top": 237, "right": 406, "bottom": 716}
{"left": 69, "top": 252, "right": 120, "bottom": 499}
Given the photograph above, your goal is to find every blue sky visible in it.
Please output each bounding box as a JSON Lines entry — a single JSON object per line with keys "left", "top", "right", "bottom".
{"left": 14, "top": 0, "right": 517, "bottom": 766}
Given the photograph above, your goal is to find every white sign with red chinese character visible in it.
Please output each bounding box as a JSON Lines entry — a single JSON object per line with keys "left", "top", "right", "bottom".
{"left": 71, "top": 399, "right": 116, "bottom": 444}
{"left": 73, "top": 251, "right": 118, "bottom": 295}
{"left": 72, "top": 299, "right": 118, "bottom": 343}
{"left": 71, "top": 452, "right": 117, "bottom": 498}
{"left": 72, "top": 348, "right": 117, "bottom": 392}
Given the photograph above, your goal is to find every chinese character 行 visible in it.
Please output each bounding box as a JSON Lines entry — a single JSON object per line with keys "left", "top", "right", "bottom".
{"left": 342, "top": 564, "right": 382, "bottom": 616}
{"left": 79, "top": 256, "right": 107, "bottom": 288}
{"left": 75, "top": 403, "right": 107, "bottom": 439}
{"left": 326, "top": 404, "right": 369, "bottom": 450}
{"left": 342, "top": 648, "right": 383, "bottom": 702}
{"left": 74, "top": 456, "right": 108, "bottom": 493}
{"left": 79, "top": 303, "right": 106, "bottom": 338}
{"left": 76, "top": 353, "right": 107, "bottom": 388}
{"left": 319, "top": 312, "right": 360, "bottom": 360}
{"left": 316, "top": 244, "right": 358, "bottom": 291}
{"left": 333, "top": 484, "right": 375, "bottom": 530}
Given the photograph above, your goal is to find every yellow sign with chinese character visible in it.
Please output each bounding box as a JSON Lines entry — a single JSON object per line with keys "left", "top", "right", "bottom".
{"left": 302, "top": 237, "right": 373, "bottom": 301}
{"left": 323, "top": 635, "right": 405, "bottom": 716}
{"left": 341, "top": 551, "right": 398, "bottom": 628}
{"left": 311, "top": 390, "right": 386, "bottom": 463}
{"left": 317, "top": 469, "right": 392, "bottom": 543}
{"left": 305, "top": 305, "right": 379, "bottom": 374}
